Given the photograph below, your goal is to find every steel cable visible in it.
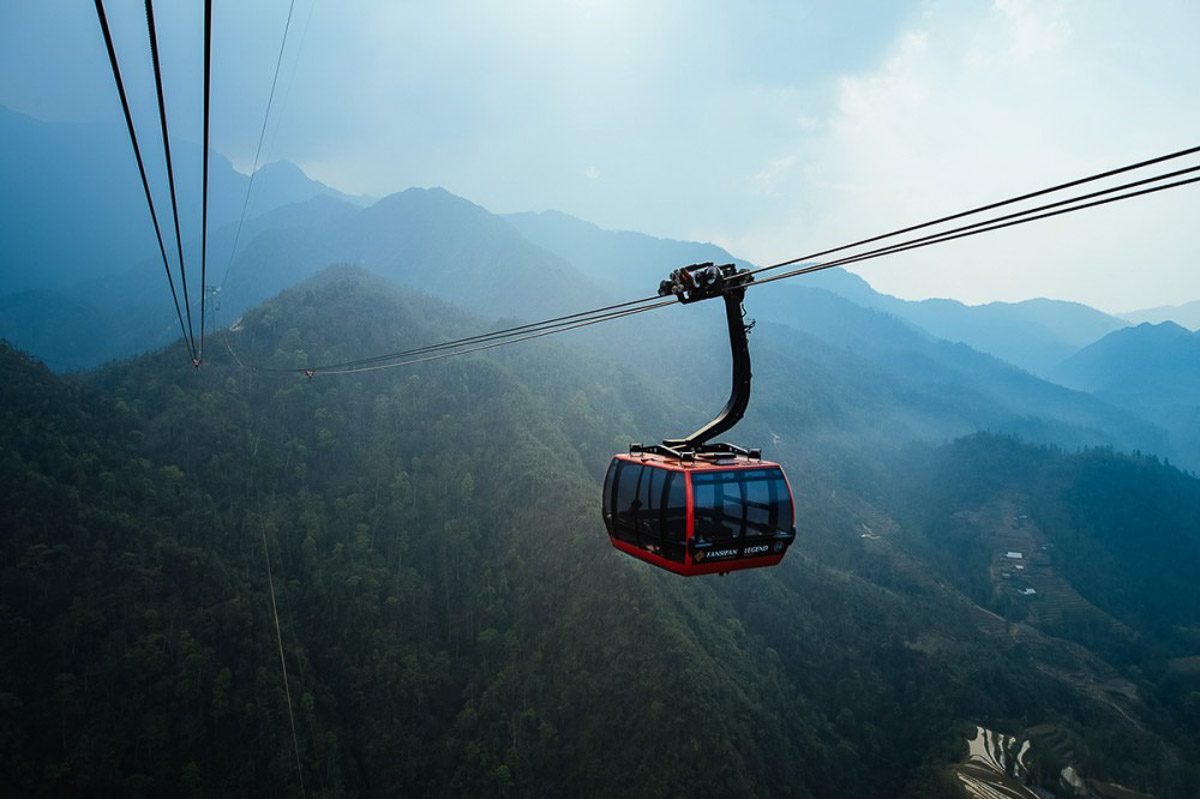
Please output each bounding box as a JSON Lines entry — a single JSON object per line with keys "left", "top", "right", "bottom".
{"left": 93, "top": 0, "right": 194, "bottom": 361}
{"left": 265, "top": 152, "right": 1198, "bottom": 377}
{"left": 268, "top": 292, "right": 666, "bottom": 374}
{"left": 753, "top": 167, "right": 1200, "bottom": 288}
{"left": 199, "top": 0, "right": 213, "bottom": 363}
{"left": 745, "top": 143, "right": 1200, "bottom": 280}
{"left": 222, "top": 0, "right": 299, "bottom": 288}
{"left": 144, "top": 0, "right": 197, "bottom": 359}
{"left": 307, "top": 299, "right": 677, "bottom": 375}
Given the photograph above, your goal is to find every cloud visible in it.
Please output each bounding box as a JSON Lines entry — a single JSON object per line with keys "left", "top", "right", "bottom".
{"left": 5, "top": 1, "right": 1194, "bottom": 309}
{"left": 749, "top": 155, "right": 798, "bottom": 198}
{"left": 740, "top": 0, "right": 1200, "bottom": 311}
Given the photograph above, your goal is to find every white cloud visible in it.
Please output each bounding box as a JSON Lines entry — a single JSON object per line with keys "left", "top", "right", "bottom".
{"left": 749, "top": 155, "right": 798, "bottom": 198}
{"left": 738, "top": 0, "right": 1200, "bottom": 311}
{"left": 7, "top": 0, "right": 1195, "bottom": 310}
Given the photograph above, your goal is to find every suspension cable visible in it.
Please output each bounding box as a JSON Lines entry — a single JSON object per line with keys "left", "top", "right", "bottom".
{"left": 745, "top": 143, "right": 1200, "bottom": 280}
{"left": 199, "top": 0, "right": 213, "bottom": 363}
{"left": 307, "top": 299, "right": 677, "bottom": 375}
{"left": 93, "top": 0, "right": 193, "bottom": 359}
{"left": 753, "top": 166, "right": 1200, "bottom": 288}
{"left": 259, "top": 516, "right": 306, "bottom": 797}
{"left": 263, "top": 292, "right": 666, "bottom": 374}
{"left": 223, "top": 0, "right": 299, "bottom": 288}
{"left": 144, "top": 0, "right": 198, "bottom": 361}
{"left": 245, "top": 148, "right": 1198, "bottom": 377}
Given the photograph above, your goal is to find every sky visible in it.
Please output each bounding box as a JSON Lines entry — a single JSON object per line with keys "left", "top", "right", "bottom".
{"left": 1, "top": 0, "right": 1198, "bottom": 313}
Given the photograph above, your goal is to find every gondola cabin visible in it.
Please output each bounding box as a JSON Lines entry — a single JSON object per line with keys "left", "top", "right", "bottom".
{"left": 603, "top": 451, "right": 796, "bottom": 576}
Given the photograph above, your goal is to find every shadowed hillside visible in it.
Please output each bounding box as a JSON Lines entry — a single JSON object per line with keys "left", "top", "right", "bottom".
{"left": 3, "top": 267, "right": 1199, "bottom": 796}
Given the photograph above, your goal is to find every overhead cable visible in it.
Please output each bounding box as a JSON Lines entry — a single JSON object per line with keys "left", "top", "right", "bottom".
{"left": 144, "top": 0, "right": 198, "bottom": 359}
{"left": 223, "top": 0, "right": 299, "bottom": 286}
{"left": 199, "top": 0, "right": 213, "bottom": 363}
{"left": 753, "top": 166, "right": 1200, "bottom": 288}
{"left": 259, "top": 147, "right": 1198, "bottom": 377}
{"left": 308, "top": 299, "right": 677, "bottom": 375}
{"left": 93, "top": 0, "right": 194, "bottom": 360}
{"left": 746, "top": 143, "right": 1200, "bottom": 280}
{"left": 265, "top": 292, "right": 667, "bottom": 374}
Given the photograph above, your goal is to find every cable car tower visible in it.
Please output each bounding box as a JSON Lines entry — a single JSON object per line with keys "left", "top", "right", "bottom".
{"left": 603, "top": 263, "right": 797, "bottom": 576}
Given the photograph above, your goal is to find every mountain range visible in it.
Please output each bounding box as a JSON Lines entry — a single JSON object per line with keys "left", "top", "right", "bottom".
{"left": 1120, "top": 300, "right": 1200, "bottom": 330}
{"left": 0, "top": 105, "right": 370, "bottom": 295}
{"left": 3, "top": 107, "right": 1198, "bottom": 476}
{"left": 4, "top": 102, "right": 1200, "bottom": 795}
{"left": 3, "top": 266, "right": 1198, "bottom": 797}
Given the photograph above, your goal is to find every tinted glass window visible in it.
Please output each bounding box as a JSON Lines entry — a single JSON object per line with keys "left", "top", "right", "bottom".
{"left": 603, "top": 459, "right": 618, "bottom": 520}
{"left": 612, "top": 461, "right": 642, "bottom": 545}
{"left": 694, "top": 471, "right": 744, "bottom": 541}
{"left": 637, "top": 465, "right": 657, "bottom": 537}
{"left": 693, "top": 468, "right": 791, "bottom": 542}
{"left": 662, "top": 472, "right": 687, "bottom": 543}
{"left": 615, "top": 462, "right": 640, "bottom": 518}
{"left": 744, "top": 472, "right": 773, "bottom": 537}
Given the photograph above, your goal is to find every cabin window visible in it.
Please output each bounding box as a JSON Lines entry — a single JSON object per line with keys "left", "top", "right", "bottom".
{"left": 606, "top": 461, "right": 688, "bottom": 563}
{"left": 693, "top": 468, "right": 791, "bottom": 543}
{"left": 611, "top": 461, "right": 642, "bottom": 546}
{"left": 659, "top": 471, "right": 687, "bottom": 562}
{"left": 602, "top": 459, "right": 618, "bottom": 520}
{"left": 662, "top": 472, "right": 687, "bottom": 543}
{"left": 744, "top": 471, "right": 778, "bottom": 537}
{"left": 693, "top": 471, "right": 744, "bottom": 541}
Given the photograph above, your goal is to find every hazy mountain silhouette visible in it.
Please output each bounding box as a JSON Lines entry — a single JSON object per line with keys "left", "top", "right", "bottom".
{"left": 507, "top": 208, "right": 1130, "bottom": 377}
{"left": 1053, "top": 322, "right": 1200, "bottom": 467}
{"left": 505, "top": 209, "right": 750, "bottom": 293}
{"left": 1119, "top": 299, "right": 1200, "bottom": 330}
{"left": 0, "top": 106, "right": 368, "bottom": 294}
{"left": 0, "top": 186, "right": 609, "bottom": 370}
{"left": 1055, "top": 321, "right": 1200, "bottom": 401}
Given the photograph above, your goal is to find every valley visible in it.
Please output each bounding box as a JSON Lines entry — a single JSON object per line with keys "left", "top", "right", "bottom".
{"left": 2, "top": 107, "right": 1199, "bottom": 798}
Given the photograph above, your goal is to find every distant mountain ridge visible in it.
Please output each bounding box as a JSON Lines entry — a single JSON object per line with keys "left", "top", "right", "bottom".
{"left": 1054, "top": 321, "right": 1200, "bottom": 402}
{"left": 507, "top": 209, "right": 1130, "bottom": 377}
{"left": 0, "top": 105, "right": 369, "bottom": 294}
{"left": 1052, "top": 322, "right": 1200, "bottom": 468}
{"left": 0, "top": 186, "right": 610, "bottom": 371}
{"left": 1120, "top": 299, "right": 1200, "bottom": 330}
{"left": 504, "top": 209, "right": 751, "bottom": 291}
{"left": 3, "top": 109, "right": 1194, "bottom": 471}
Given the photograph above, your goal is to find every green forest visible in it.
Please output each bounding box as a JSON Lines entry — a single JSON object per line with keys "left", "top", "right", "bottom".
{"left": 3, "top": 268, "right": 1199, "bottom": 797}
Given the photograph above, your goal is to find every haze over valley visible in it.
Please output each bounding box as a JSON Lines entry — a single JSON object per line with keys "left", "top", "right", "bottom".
{"left": 2, "top": 1, "right": 1199, "bottom": 795}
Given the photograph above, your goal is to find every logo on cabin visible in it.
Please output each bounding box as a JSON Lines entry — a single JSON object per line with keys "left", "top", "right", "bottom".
{"left": 744, "top": 544, "right": 770, "bottom": 556}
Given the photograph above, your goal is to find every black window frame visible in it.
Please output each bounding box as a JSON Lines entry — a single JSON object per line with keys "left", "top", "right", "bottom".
{"left": 691, "top": 467, "right": 791, "bottom": 544}
{"left": 605, "top": 459, "right": 688, "bottom": 563}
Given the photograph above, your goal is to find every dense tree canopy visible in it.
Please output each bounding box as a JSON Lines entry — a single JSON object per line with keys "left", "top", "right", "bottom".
{"left": 2, "top": 269, "right": 1198, "bottom": 797}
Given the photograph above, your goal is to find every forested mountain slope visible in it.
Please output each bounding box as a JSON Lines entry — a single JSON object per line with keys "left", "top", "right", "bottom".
{"left": 0, "top": 187, "right": 606, "bottom": 372}
{"left": 1053, "top": 322, "right": 1200, "bottom": 472}
{"left": 744, "top": 285, "right": 1174, "bottom": 465}
{"left": 3, "top": 266, "right": 1199, "bottom": 797}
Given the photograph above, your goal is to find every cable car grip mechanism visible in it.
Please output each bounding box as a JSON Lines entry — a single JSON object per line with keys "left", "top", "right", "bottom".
{"left": 635, "top": 262, "right": 757, "bottom": 460}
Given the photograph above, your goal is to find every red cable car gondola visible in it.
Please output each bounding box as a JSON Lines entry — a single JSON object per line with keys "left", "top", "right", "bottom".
{"left": 603, "top": 262, "right": 797, "bottom": 576}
